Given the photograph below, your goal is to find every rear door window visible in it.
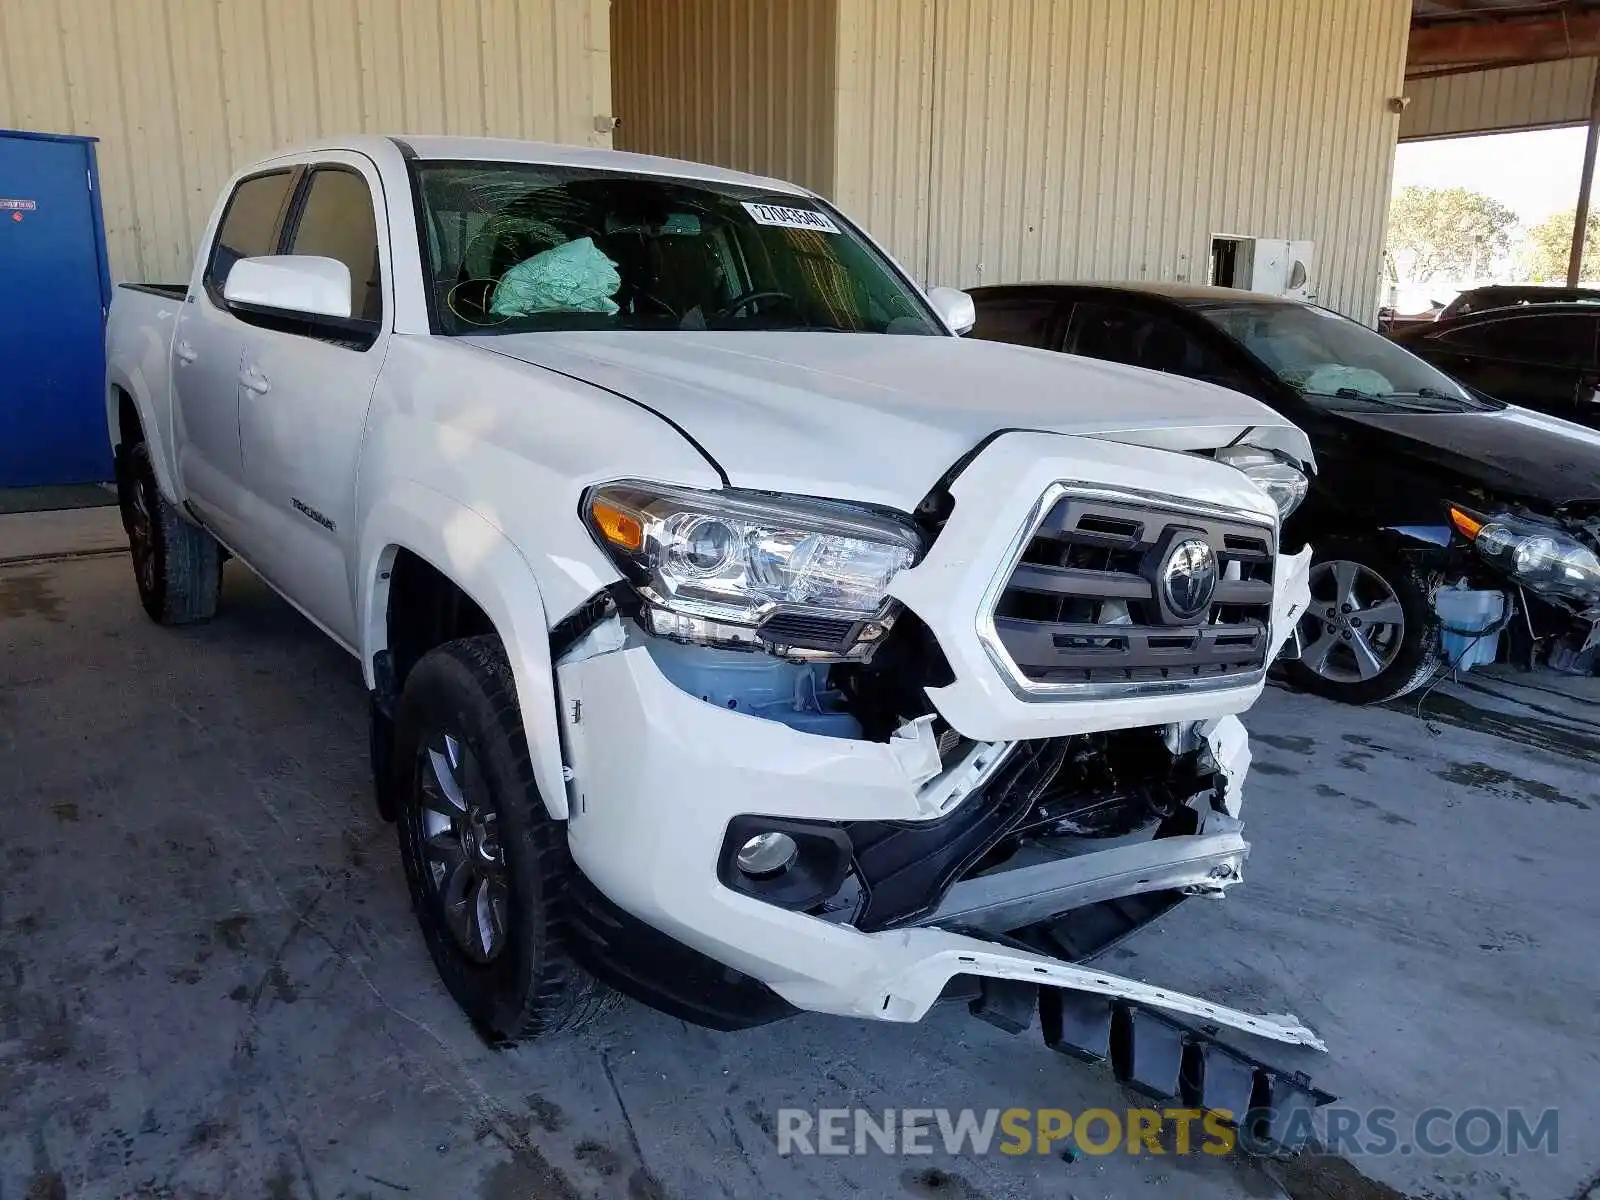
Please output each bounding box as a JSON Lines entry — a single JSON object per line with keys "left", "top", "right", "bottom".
{"left": 205, "top": 171, "right": 296, "bottom": 301}
{"left": 284, "top": 167, "right": 384, "bottom": 323}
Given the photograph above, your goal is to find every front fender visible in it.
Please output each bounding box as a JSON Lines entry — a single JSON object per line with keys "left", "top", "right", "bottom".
{"left": 359, "top": 481, "right": 571, "bottom": 819}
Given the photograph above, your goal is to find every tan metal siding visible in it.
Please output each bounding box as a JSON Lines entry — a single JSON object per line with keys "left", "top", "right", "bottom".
{"left": 832, "top": 0, "right": 937, "bottom": 278}
{"left": 611, "top": 0, "right": 837, "bottom": 193}
{"left": 832, "top": 0, "right": 1410, "bottom": 320}
{"left": 0, "top": 0, "right": 612, "bottom": 282}
{"left": 1401, "top": 58, "right": 1598, "bottom": 141}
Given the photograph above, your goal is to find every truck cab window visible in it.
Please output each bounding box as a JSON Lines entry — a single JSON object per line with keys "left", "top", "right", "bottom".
{"left": 413, "top": 162, "right": 941, "bottom": 336}
{"left": 287, "top": 168, "right": 383, "bottom": 323}
{"left": 205, "top": 171, "right": 295, "bottom": 300}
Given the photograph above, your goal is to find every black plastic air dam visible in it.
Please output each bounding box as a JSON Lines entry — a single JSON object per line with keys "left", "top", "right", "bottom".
{"left": 846, "top": 740, "right": 1070, "bottom": 931}
{"left": 564, "top": 870, "right": 798, "bottom": 1030}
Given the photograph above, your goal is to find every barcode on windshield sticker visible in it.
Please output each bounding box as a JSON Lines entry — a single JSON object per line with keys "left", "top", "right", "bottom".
{"left": 741, "top": 202, "right": 840, "bottom": 233}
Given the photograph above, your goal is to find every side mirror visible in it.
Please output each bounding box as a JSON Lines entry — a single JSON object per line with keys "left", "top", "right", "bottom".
{"left": 223, "top": 255, "right": 352, "bottom": 320}
{"left": 927, "top": 286, "right": 976, "bottom": 336}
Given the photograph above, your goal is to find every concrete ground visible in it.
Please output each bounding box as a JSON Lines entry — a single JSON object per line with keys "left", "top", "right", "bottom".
{"left": 3, "top": 516, "right": 1598, "bottom": 1200}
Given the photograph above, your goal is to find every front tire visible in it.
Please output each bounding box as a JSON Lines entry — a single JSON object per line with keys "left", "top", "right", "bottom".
{"left": 123, "top": 442, "right": 222, "bottom": 625}
{"left": 393, "top": 635, "right": 613, "bottom": 1043}
{"left": 1286, "top": 538, "right": 1441, "bottom": 705}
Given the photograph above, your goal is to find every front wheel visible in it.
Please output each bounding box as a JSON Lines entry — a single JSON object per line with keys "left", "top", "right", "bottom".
{"left": 1286, "top": 539, "right": 1442, "bottom": 705}
{"left": 393, "top": 634, "right": 614, "bottom": 1043}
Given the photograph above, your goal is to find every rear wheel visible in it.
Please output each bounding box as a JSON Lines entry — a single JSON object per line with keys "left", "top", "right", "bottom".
{"left": 124, "top": 442, "right": 221, "bottom": 625}
{"left": 1287, "top": 539, "right": 1441, "bottom": 705}
{"left": 393, "top": 634, "right": 614, "bottom": 1043}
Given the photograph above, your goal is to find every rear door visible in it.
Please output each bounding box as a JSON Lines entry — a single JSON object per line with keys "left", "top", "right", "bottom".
{"left": 234, "top": 154, "right": 390, "bottom": 647}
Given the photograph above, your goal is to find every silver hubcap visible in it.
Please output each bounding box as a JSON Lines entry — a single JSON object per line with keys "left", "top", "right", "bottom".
{"left": 1297, "top": 559, "right": 1407, "bottom": 684}
{"left": 417, "top": 733, "right": 509, "bottom": 963}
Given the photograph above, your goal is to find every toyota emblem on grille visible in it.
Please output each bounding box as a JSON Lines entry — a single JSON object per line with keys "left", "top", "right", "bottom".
{"left": 1161, "top": 538, "right": 1217, "bottom": 619}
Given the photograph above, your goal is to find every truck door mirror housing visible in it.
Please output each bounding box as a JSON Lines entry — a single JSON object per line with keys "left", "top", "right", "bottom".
{"left": 928, "top": 286, "right": 976, "bottom": 336}
{"left": 223, "top": 255, "right": 353, "bottom": 321}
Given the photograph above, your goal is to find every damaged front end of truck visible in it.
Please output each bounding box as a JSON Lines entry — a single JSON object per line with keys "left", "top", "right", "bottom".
{"left": 552, "top": 430, "right": 1328, "bottom": 1137}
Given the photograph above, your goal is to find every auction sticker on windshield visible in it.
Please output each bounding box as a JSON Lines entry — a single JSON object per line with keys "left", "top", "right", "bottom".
{"left": 742, "top": 201, "right": 840, "bottom": 233}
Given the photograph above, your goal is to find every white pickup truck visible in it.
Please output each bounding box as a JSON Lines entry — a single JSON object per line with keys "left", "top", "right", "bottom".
{"left": 106, "top": 136, "right": 1320, "bottom": 1075}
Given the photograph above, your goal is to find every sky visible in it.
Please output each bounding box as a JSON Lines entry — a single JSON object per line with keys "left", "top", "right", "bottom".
{"left": 1392, "top": 125, "right": 1589, "bottom": 224}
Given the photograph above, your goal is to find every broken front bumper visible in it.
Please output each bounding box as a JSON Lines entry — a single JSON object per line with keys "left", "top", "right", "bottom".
{"left": 558, "top": 432, "right": 1316, "bottom": 1047}
{"left": 557, "top": 637, "right": 1319, "bottom": 1050}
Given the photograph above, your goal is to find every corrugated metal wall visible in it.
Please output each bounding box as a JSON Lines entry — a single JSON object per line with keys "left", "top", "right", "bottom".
{"left": 1402, "top": 58, "right": 1598, "bottom": 141}
{"left": 611, "top": 0, "right": 837, "bottom": 194}
{"left": 0, "top": 0, "right": 612, "bottom": 283}
{"left": 833, "top": 0, "right": 1411, "bottom": 320}
{"left": 832, "top": 0, "right": 937, "bottom": 279}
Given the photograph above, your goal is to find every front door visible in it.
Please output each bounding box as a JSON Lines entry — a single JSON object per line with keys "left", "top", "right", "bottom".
{"left": 235, "top": 156, "right": 390, "bottom": 647}
{"left": 0, "top": 132, "right": 111, "bottom": 487}
{"left": 172, "top": 168, "right": 297, "bottom": 536}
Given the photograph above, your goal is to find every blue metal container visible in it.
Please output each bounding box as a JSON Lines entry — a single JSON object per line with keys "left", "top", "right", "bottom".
{"left": 0, "top": 129, "right": 114, "bottom": 486}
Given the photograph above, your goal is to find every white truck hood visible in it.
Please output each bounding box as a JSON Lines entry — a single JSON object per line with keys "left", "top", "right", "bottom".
{"left": 464, "top": 331, "right": 1312, "bottom": 511}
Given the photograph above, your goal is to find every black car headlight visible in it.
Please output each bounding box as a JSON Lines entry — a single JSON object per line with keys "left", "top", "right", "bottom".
{"left": 1451, "top": 506, "right": 1600, "bottom": 604}
{"left": 583, "top": 481, "right": 922, "bottom": 654}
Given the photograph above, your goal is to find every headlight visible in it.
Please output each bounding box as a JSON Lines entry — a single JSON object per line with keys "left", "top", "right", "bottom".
{"left": 583, "top": 481, "right": 922, "bottom": 651}
{"left": 1214, "top": 447, "right": 1308, "bottom": 519}
{"left": 1451, "top": 506, "right": 1600, "bottom": 604}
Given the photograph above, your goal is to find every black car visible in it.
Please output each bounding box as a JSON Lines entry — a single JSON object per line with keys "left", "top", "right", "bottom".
{"left": 968, "top": 282, "right": 1600, "bottom": 704}
{"left": 1436, "top": 284, "right": 1600, "bottom": 321}
{"left": 1393, "top": 303, "right": 1600, "bottom": 430}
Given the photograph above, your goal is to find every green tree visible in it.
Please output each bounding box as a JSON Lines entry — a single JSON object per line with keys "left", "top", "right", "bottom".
{"left": 1525, "top": 209, "right": 1600, "bottom": 282}
{"left": 1385, "top": 185, "right": 1519, "bottom": 283}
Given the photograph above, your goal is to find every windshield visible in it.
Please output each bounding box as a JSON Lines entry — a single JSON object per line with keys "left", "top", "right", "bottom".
{"left": 412, "top": 162, "right": 942, "bottom": 337}
{"left": 1193, "top": 301, "right": 1492, "bottom": 411}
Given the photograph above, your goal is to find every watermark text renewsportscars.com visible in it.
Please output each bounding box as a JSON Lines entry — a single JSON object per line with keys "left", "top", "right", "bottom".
{"left": 776, "top": 1106, "right": 1559, "bottom": 1158}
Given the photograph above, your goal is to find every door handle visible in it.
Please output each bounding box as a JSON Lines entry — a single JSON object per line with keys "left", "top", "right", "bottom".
{"left": 175, "top": 340, "right": 198, "bottom": 364}
{"left": 239, "top": 365, "right": 271, "bottom": 395}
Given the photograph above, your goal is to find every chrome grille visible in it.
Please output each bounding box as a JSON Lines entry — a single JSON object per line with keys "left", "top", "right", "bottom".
{"left": 981, "top": 485, "right": 1276, "bottom": 696}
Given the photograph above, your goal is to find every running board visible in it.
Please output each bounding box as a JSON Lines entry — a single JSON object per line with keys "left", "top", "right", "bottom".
{"left": 970, "top": 980, "right": 1335, "bottom": 1151}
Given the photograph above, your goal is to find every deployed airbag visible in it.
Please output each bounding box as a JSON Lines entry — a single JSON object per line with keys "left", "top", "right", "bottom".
{"left": 491, "top": 236, "right": 622, "bottom": 317}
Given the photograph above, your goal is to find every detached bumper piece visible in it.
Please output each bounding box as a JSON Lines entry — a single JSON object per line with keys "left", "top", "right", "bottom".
{"left": 1021, "top": 986, "right": 1335, "bottom": 1151}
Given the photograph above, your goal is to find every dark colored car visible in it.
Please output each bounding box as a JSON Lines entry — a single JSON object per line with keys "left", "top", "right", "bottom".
{"left": 1435, "top": 284, "right": 1600, "bottom": 322}
{"left": 968, "top": 282, "right": 1600, "bottom": 704}
{"left": 1393, "top": 303, "right": 1600, "bottom": 430}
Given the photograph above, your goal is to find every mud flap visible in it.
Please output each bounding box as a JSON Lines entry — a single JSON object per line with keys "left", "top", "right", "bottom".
{"left": 1026, "top": 986, "right": 1335, "bottom": 1152}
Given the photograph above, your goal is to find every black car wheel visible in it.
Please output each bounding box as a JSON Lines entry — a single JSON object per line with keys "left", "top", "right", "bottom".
{"left": 1287, "top": 539, "right": 1442, "bottom": 705}
{"left": 123, "top": 442, "right": 222, "bottom": 625}
{"left": 393, "top": 634, "right": 614, "bottom": 1043}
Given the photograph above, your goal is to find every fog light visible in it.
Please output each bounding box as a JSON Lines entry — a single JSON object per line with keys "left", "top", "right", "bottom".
{"left": 736, "top": 832, "right": 798, "bottom": 878}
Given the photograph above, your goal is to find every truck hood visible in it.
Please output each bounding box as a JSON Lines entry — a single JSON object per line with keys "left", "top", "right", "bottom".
{"left": 464, "top": 331, "right": 1312, "bottom": 510}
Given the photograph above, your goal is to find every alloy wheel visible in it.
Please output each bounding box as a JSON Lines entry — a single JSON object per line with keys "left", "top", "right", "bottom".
{"left": 416, "top": 732, "right": 509, "bottom": 963}
{"left": 1296, "top": 559, "right": 1407, "bottom": 684}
